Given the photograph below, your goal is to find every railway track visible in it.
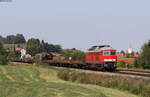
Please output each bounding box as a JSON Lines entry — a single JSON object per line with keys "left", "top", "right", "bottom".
{"left": 74, "top": 69, "right": 150, "bottom": 78}
{"left": 115, "top": 70, "right": 150, "bottom": 77}
{"left": 45, "top": 62, "right": 150, "bottom": 77}
{"left": 10, "top": 61, "right": 150, "bottom": 78}
{"left": 43, "top": 64, "right": 150, "bottom": 78}
{"left": 48, "top": 63, "right": 150, "bottom": 78}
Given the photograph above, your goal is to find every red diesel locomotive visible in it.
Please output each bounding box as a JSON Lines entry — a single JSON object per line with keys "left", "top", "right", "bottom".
{"left": 85, "top": 45, "right": 117, "bottom": 71}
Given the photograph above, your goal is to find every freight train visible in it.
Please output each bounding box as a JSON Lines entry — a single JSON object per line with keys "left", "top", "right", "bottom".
{"left": 12, "top": 45, "right": 117, "bottom": 71}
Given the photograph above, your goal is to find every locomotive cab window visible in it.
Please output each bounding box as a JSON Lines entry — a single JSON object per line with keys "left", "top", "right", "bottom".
{"left": 111, "top": 51, "right": 116, "bottom": 55}
{"left": 103, "top": 51, "right": 109, "bottom": 55}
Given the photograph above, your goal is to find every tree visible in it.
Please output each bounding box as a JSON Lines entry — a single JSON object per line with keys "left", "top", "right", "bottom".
{"left": 0, "top": 42, "right": 8, "bottom": 65}
{"left": 0, "top": 34, "right": 26, "bottom": 44}
{"left": 0, "top": 41, "right": 3, "bottom": 51}
{"left": 62, "top": 49, "right": 85, "bottom": 60}
{"left": 117, "top": 61, "right": 126, "bottom": 68}
{"left": 48, "top": 44, "right": 62, "bottom": 53}
{"left": 26, "top": 38, "right": 40, "bottom": 56}
{"left": 0, "top": 41, "right": 6, "bottom": 55}
{"left": 53, "top": 45, "right": 62, "bottom": 53}
{"left": 6, "top": 35, "right": 16, "bottom": 44}
{"left": 14, "top": 34, "right": 26, "bottom": 44}
{"left": 120, "top": 50, "right": 125, "bottom": 54}
{"left": 40, "top": 40, "right": 62, "bottom": 53}
{"left": 0, "top": 36, "right": 5, "bottom": 43}
{"left": 135, "top": 40, "right": 150, "bottom": 69}
{"left": 40, "top": 40, "right": 51, "bottom": 53}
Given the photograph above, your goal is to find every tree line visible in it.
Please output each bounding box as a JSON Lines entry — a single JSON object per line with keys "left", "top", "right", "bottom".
{"left": 0, "top": 34, "right": 85, "bottom": 65}
{"left": 0, "top": 34, "right": 26, "bottom": 44}
{"left": 26, "top": 39, "right": 84, "bottom": 60}
{"left": 26, "top": 39, "right": 62, "bottom": 56}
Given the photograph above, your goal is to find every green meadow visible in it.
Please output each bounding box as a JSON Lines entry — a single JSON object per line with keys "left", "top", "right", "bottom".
{"left": 0, "top": 65, "right": 139, "bottom": 97}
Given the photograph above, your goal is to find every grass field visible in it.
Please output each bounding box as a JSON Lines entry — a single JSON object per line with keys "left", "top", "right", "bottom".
{"left": 0, "top": 65, "right": 139, "bottom": 97}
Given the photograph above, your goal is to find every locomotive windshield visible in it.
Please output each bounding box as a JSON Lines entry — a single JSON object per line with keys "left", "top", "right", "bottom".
{"left": 103, "top": 51, "right": 109, "bottom": 55}
{"left": 103, "top": 51, "right": 116, "bottom": 55}
{"left": 111, "top": 51, "right": 116, "bottom": 55}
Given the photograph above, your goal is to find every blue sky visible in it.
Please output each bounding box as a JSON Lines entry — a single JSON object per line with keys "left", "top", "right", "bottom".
{"left": 0, "top": 0, "right": 150, "bottom": 51}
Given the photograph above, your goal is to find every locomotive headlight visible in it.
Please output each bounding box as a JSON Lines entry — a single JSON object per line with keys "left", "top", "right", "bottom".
{"left": 112, "top": 59, "right": 116, "bottom": 61}
{"left": 104, "top": 59, "right": 116, "bottom": 61}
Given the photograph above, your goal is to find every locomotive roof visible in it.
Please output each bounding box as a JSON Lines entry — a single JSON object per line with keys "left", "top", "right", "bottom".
{"left": 87, "top": 45, "right": 115, "bottom": 52}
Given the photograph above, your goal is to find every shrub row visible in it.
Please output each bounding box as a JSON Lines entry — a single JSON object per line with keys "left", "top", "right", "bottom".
{"left": 58, "top": 71, "right": 150, "bottom": 97}
{"left": 117, "top": 61, "right": 135, "bottom": 68}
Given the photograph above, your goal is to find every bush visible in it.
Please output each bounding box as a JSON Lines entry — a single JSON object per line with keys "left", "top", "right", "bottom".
{"left": 75, "top": 73, "right": 91, "bottom": 84}
{"left": 70, "top": 72, "right": 78, "bottom": 82}
{"left": 58, "top": 71, "right": 150, "bottom": 97}
{"left": 117, "top": 61, "right": 126, "bottom": 68}
{"left": 62, "top": 49, "right": 85, "bottom": 60}
{"left": 141, "top": 87, "right": 150, "bottom": 97}
{"left": 0, "top": 55, "right": 9, "bottom": 65}
{"left": 58, "top": 72, "right": 70, "bottom": 81}
{"left": 7, "top": 51, "right": 21, "bottom": 60}
{"left": 134, "top": 56, "right": 150, "bottom": 69}
{"left": 0, "top": 41, "right": 9, "bottom": 65}
{"left": 127, "top": 63, "right": 135, "bottom": 68}
{"left": 134, "top": 58, "right": 142, "bottom": 68}
{"left": 134, "top": 41, "right": 150, "bottom": 69}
